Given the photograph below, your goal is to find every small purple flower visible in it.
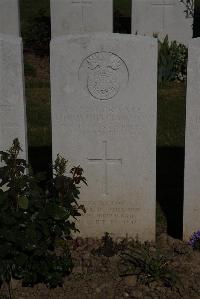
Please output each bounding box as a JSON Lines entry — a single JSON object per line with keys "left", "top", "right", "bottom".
{"left": 188, "top": 230, "right": 200, "bottom": 249}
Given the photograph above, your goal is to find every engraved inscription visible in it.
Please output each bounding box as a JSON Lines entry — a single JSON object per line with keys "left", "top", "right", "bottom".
{"left": 72, "top": 0, "right": 92, "bottom": 31}
{"left": 57, "top": 105, "right": 144, "bottom": 137}
{"left": 83, "top": 203, "right": 140, "bottom": 226}
{"left": 88, "top": 141, "right": 122, "bottom": 195}
{"left": 79, "top": 52, "right": 129, "bottom": 100}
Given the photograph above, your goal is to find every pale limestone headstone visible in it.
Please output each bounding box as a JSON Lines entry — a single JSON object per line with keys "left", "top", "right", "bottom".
{"left": 183, "top": 38, "right": 200, "bottom": 240}
{"left": 0, "top": 34, "right": 27, "bottom": 158}
{"left": 51, "top": 34, "right": 157, "bottom": 241}
{"left": 50, "top": 0, "right": 113, "bottom": 37}
{"left": 0, "top": 0, "right": 20, "bottom": 36}
{"left": 132, "top": 0, "right": 193, "bottom": 45}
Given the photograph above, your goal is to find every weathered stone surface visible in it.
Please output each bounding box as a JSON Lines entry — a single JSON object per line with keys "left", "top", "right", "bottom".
{"left": 51, "top": 33, "right": 157, "bottom": 241}
{"left": 183, "top": 38, "right": 200, "bottom": 240}
{"left": 0, "top": 0, "right": 20, "bottom": 36}
{"left": 50, "top": 0, "right": 113, "bottom": 37}
{"left": 0, "top": 34, "right": 27, "bottom": 158}
{"left": 132, "top": 0, "right": 193, "bottom": 45}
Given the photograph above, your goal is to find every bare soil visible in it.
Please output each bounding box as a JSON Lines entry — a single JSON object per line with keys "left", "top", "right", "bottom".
{"left": 1, "top": 233, "right": 200, "bottom": 299}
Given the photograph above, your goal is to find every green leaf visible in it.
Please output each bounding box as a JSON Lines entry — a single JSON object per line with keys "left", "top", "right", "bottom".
{"left": 18, "top": 196, "right": 29, "bottom": 210}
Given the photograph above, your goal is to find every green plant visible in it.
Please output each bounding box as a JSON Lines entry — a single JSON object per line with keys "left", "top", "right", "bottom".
{"left": 180, "top": 0, "right": 194, "bottom": 18}
{"left": 92, "top": 233, "right": 128, "bottom": 257}
{"left": 45, "top": 154, "right": 87, "bottom": 239}
{"left": 158, "top": 36, "right": 188, "bottom": 84}
{"left": 92, "top": 232, "right": 118, "bottom": 257}
{"left": 120, "top": 242, "right": 177, "bottom": 287}
{"left": 0, "top": 139, "right": 86, "bottom": 297}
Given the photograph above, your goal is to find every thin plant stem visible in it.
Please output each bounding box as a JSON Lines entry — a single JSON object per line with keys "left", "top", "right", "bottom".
{"left": 7, "top": 281, "right": 12, "bottom": 299}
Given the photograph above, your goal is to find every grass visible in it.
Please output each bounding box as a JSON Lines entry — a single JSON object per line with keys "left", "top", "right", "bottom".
{"left": 157, "top": 82, "right": 186, "bottom": 147}
{"left": 25, "top": 80, "right": 51, "bottom": 147}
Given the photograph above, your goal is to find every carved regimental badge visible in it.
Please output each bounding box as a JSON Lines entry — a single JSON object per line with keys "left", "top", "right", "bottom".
{"left": 79, "top": 52, "right": 129, "bottom": 100}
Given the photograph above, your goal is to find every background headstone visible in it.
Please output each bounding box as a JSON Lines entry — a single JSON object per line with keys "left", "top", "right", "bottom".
{"left": 0, "top": 34, "right": 27, "bottom": 158}
{"left": 0, "top": 0, "right": 20, "bottom": 36}
{"left": 50, "top": 0, "right": 113, "bottom": 37}
{"left": 51, "top": 34, "right": 157, "bottom": 241}
{"left": 183, "top": 38, "right": 200, "bottom": 240}
{"left": 132, "top": 0, "right": 193, "bottom": 45}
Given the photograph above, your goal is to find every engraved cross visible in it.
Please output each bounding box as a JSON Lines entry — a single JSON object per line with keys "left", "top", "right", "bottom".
{"left": 72, "top": 0, "right": 92, "bottom": 31}
{"left": 88, "top": 141, "right": 122, "bottom": 196}
{"left": 152, "top": 0, "right": 174, "bottom": 31}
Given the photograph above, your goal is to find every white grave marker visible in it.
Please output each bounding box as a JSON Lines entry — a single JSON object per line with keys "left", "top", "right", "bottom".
{"left": 132, "top": 0, "right": 193, "bottom": 45}
{"left": 50, "top": 0, "right": 113, "bottom": 37}
{"left": 0, "top": 0, "right": 20, "bottom": 36}
{"left": 151, "top": 0, "right": 174, "bottom": 31}
{"left": 183, "top": 38, "right": 200, "bottom": 240}
{"left": 0, "top": 34, "right": 27, "bottom": 158}
{"left": 51, "top": 33, "right": 157, "bottom": 241}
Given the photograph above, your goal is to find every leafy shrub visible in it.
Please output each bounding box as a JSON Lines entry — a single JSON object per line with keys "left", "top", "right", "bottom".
{"left": 188, "top": 230, "right": 200, "bottom": 250}
{"left": 180, "top": 0, "right": 194, "bottom": 18}
{"left": 0, "top": 139, "right": 86, "bottom": 296}
{"left": 119, "top": 242, "right": 177, "bottom": 287}
{"left": 158, "top": 36, "right": 188, "bottom": 84}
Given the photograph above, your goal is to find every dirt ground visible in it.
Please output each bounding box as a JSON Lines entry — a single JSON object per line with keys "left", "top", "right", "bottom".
{"left": 1, "top": 233, "right": 200, "bottom": 299}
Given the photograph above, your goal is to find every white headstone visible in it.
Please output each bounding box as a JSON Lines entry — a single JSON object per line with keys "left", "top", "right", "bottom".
{"left": 0, "top": 0, "right": 20, "bottom": 36}
{"left": 132, "top": 0, "right": 193, "bottom": 45}
{"left": 183, "top": 38, "right": 200, "bottom": 240}
{"left": 51, "top": 34, "right": 157, "bottom": 241}
{"left": 0, "top": 34, "right": 27, "bottom": 158}
{"left": 50, "top": 0, "right": 113, "bottom": 37}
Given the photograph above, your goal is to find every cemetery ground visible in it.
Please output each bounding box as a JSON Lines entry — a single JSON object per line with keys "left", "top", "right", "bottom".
{"left": 1, "top": 54, "right": 199, "bottom": 299}
{"left": 2, "top": 232, "right": 200, "bottom": 298}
